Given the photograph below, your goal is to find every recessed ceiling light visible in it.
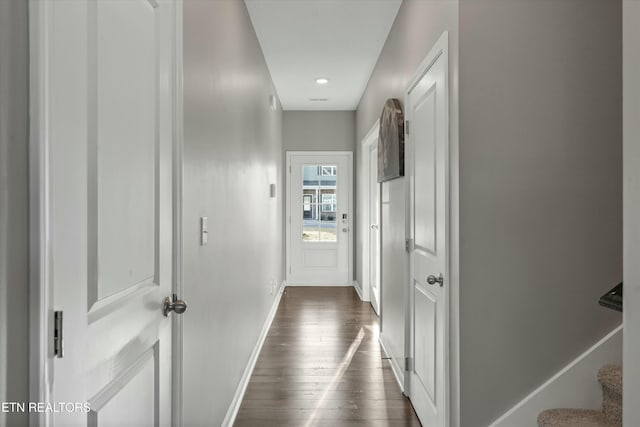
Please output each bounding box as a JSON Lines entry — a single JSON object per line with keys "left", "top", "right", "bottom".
{"left": 315, "top": 78, "right": 329, "bottom": 85}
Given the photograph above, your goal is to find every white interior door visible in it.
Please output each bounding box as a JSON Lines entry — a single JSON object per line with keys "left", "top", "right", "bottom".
{"left": 38, "top": 0, "right": 180, "bottom": 425}
{"left": 406, "top": 33, "right": 449, "bottom": 427}
{"left": 287, "top": 152, "right": 352, "bottom": 285}
{"left": 369, "top": 144, "right": 381, "bottom": 315}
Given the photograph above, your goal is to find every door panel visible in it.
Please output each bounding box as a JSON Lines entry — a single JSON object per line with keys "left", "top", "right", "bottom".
{"left": 303, "top": 249, "right": 338, "bottom": 268}
{"left": 88, "top": 348, "right": 157, "bottom": 426}
{"left": 407, "top": 33, "right": 449, "bottom": 427}
{"left": 90, "top": 0, "right": 160, "bottom": 306}
{"left": 413, "top": 87, "right": 438, "bottom": 256}
{"left": 414, "top": 283, "right": 436, "bottom": 403}
{"left": 43, "top": 0, "right": 179, "bottom": 425}
{"left": 93, "top": 0, "right": 158, "bottom": 300}
{"left": 287, "top": 153, "right": 352, "bottom": 285}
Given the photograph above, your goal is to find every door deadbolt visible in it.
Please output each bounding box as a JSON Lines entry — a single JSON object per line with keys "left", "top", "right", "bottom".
{"left": 163, "top": 294, "right": 188, "bottom": 316}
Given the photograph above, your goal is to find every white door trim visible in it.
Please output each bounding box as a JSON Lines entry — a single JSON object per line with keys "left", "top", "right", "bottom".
{"left": 404, "top": 30, "right": 451, "bottom": 427}
{"left": 285, "top": 151, "right": 353, "bottom": 286}
{"left": 171, "top": 2, "right": 184, "bottom": 426}
{"left": 28, "top": 1, "right": 52, "bottom": 423}
{"left": 359, "top": 120, "right": 380, "bottom": 304}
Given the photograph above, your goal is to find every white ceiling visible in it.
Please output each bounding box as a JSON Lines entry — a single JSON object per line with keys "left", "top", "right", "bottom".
{"left": 245, "top": 0, "right": 402, "bottom": 111}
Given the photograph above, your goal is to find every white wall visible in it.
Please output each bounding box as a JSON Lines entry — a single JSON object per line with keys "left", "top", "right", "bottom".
{"left": 459, "top": 1, "right": 622, "bottom": 424}
{"left": 355, "top": 0, "right": 460, "bottom": 423}
{"left": 182, "top": 1, "right": 284, "bottom": 424}
{"left": 623, "top": 0, "right": 640, "bottom": 424}
{"left": 0, "top": 1, "right": 30, "bottom": 426}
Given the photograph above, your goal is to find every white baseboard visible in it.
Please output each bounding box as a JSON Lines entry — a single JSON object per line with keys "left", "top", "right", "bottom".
{"left": 353, "top": 280, "right": 363, "bottom": 300}
{"left": 489, "top": 324, "right": 623, "bottom": 427}
{"left": 379, "top": 333, "right": 405, "bottom": 392}
{"left": 221, "top": 281, "right": 286, "bottom": 427}
{"left": 286, "top": 282, "right": 352, "bottom": 287}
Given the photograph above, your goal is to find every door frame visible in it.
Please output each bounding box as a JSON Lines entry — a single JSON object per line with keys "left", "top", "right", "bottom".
{"left": 359, "top": 120, "right": 380, "bottom": 307}
{"left": 28, "top": 2, "right": 51, "bottom": 422}
{"left": 285, "top": 151, "right": 353, "bottom": 286}
{"left": 403, "top": 30, "right": 453, "bottom": 427}
{"left": 170, "top": 2, "right": 184, "bottom": 425}
{"left": 27, "top": 1, "right": 185, "bottom": 424}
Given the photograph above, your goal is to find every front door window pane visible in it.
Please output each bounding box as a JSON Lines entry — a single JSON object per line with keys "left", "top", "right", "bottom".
{"left": 303, "top": 219, "right": 321, "bottom": 241}
{"left": 302, "top": 164, "right": 337, "bottom": 242}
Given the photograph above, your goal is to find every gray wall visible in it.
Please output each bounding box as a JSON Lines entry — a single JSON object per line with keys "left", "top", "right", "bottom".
{"left": 283, "top": 111, "right": 355, "bottom": 152}
{"left": 355, "top": 0, "right": 460, "bottom": 424}
{"left": 283, "top": 110, "right": 356, "bottom": 281}
{"left": 357, "top": 0, "right": 622, "bottom": 426}
{"left": 459, "top": 1, "right": 622, "bottom": 425}
{"left": 623, "top": 0, "right": 640, "bottom": 424}
{"left": 182, "top": 1, "right": 284, "bottom": 424}
{"left": 0, "top": 1, "right": 30, "bottom": 426}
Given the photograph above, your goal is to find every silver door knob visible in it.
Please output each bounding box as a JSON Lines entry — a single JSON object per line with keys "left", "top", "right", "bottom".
{"left": 427, "top": 274, "right": 444, "bottom": 287}
{"left": 163, "top": 294, "right": 188, "bottom": 316}
{"left": 371, "top": 224, "right": 379, "bottom": 230}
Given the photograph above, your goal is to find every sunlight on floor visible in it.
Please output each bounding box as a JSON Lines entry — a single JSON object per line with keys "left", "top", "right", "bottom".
{"left": 303, "top": 327, "right": 367, "bottom": 427}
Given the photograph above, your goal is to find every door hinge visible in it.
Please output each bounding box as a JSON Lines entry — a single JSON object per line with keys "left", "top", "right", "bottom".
{"left": 405, "top": 356, "right": 413, "bottom": 371}
{"left": 405, "top": 238, "right": 414, "bottom": 253}
{"left": 405, "top": 120, "right": 410, "bottom": 135}
{"left": 54, "top": 310, "right": 63, "bottom": 358}
{"left": 289, "top": 266, "right": 292, "bottom": 274}
{"left": 289, "top": 165, "right": 291, "bottom": 173}
{"left": 289, "top": 216, "right": 291, "bottom": 224}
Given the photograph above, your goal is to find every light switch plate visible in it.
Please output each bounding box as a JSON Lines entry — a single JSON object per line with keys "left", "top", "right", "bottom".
{"left": 201, "top": 217, "right": 208, "bottom": 245}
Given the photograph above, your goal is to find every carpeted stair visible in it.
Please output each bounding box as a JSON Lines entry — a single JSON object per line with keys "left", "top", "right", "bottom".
{"left": 538, "top": 364, "right": 622, "bottom": 427}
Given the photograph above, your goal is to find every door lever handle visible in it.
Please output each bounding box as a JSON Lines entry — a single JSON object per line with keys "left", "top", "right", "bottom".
{"left": 163, "top": 294, "right": 188, "bottom": 316}
{"left": 427, "top": 274, "right": 444, "bottom": 287}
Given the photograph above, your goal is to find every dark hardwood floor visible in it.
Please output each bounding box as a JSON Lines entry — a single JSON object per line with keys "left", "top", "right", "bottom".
{"left": 234, "top": 286, "right": 421, "bottom": 427}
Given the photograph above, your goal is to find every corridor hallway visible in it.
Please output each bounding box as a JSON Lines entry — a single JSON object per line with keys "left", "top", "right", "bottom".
{"left": 234, "top": 287, "right": 421, "bottom": 426}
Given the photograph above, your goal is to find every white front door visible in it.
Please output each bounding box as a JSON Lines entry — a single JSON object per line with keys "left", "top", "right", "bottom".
{"left": 287, "top": 152, "right": 352, "bottom": 285}
{"left": 406, "top": 32, "right": 450, "bottom": 427}
{"left": 368, "top": 144, "right": 381, "bottom": 314}
{"left": 37, "top": 0, "right": 179, "bottom": 425}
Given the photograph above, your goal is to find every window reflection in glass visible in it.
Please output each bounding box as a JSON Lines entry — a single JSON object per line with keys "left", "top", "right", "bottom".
{"left": 301, "top": 164, "right": 337, "bottom": 242}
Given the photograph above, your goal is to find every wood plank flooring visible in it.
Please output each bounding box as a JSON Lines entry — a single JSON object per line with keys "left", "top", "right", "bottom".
{"left": 234, "top": 286, "right": 421, "bottom": 427}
